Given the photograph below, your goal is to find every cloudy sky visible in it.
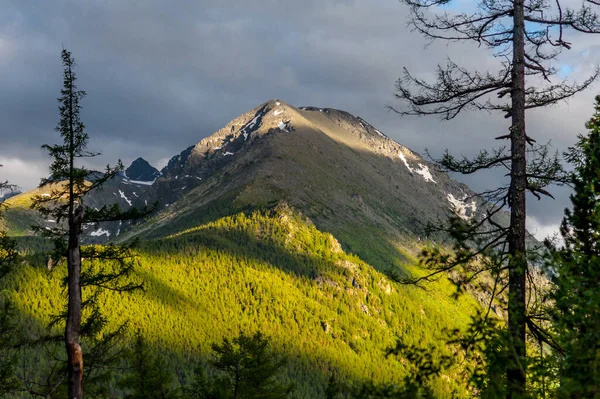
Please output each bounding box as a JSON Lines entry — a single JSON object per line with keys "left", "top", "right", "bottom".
{"left": 1, "top": 0, "right": 599, "bottom": 240}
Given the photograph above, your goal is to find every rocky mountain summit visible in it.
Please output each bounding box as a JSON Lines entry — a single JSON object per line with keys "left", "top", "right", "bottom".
{"left": 120, "top": 99, "right": 501, "bottom": 256}
{"left": 125, "top": 157, "right": 160, "bottom": 182}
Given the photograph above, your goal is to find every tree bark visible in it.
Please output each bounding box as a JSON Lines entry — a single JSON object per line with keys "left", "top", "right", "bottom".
{"left": 66, "top": 205, "right": 84, "bottom": 399}
{"left": 507, "top": 0, "right": 528, "bottom": 396}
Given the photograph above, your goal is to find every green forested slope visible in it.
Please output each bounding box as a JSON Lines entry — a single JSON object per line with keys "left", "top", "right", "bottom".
{"left": 4, "top": 205, "right": 477, "bottom": 397}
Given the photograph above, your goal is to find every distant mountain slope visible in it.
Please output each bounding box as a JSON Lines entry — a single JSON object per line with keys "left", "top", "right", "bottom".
{"left": 0, "top": 160, "right": 157, "bottom": 242}
{"left": 119, "top": 99, "right": 506, "bottom": 270}
{"left": 3, "top": 99, "right": 512, "bottom": 264}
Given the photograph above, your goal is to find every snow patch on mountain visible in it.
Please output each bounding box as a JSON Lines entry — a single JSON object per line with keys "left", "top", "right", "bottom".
{"left": 124, "top": 178, "right": 156, "bottom": 186}
{"left": 278, "top": 121, "right": 289, "bottom": 132}
{"left": 415, "top": 164, "right": 436, "bottom": 183}
{"left": 398, "top": 152, "right": 412, "bottom": 172}
{"left": 119, "top": 190, "right": 132, "bottom": 206}
{"left": 447, "top": 194, "right": 477, "bottom": 220}
{"left": 398, "top": 152, "right": 436, "bottom": 183}
{"left": 241, "top": 108, "right": 267, "bottom": 141}
{"left": 242, "top": 122, "right": 256, "bottom": 140}
{"left": 90, "top": 228, "right": 111, "bottom": 237}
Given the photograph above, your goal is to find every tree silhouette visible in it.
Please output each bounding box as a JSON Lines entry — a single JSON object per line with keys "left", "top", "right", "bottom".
{"left": 31, "top": 48, "right": 149, "bottom": 399}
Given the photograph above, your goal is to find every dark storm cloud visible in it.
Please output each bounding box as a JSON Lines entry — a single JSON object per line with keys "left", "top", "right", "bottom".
{"left": 1, "top": 0, "right": 598, "bottom": 238}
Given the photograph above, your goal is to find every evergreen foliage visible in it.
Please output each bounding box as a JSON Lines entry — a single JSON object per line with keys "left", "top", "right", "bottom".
{"left": 29, "top": 48, "right": 148, "bottom": 398}
{"left": 3, "top": 207, "right": 477, "bottom": 398}
{"left": 211, "top": 331, "right": 293, "bottom": 399}
{"left": 187, "top": 331, "right": 293, "bottom": 399}
{"left": 324, "top": 374, "right": 340, "bottom": 399}
{"left": 548, "top": 94, "right": 600, "bottom": 397}
{"left": 185, "top": 368, "right": 230, "bottom": 399}
{"left": 118, "top": 329, "right": 179, "bottom": 399}
{"left": 0, "top": 301, "right": 18, "bottom": 396}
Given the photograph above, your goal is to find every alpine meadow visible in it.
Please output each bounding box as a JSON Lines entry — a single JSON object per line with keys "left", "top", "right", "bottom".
{"left": 1, "top": 1, "right": 600, "bottom": 398}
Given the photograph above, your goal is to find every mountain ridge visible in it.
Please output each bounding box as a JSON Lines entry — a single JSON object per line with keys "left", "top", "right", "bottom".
{"left": 122, "top": 99, "right": 495, "bottom": 253}
{"left": 2, "top": 98, "right": 504, "bottom": 255}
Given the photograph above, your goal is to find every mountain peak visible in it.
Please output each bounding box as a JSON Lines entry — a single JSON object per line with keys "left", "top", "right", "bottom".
{"left": 125, "top": 158, "right": 160, "bottom": 182}
{"left": 135, "top": 99, "right": 497, "bottom": 242}
{"left": 267, "top": 98, "right": 285, "bottom": 106}
{"left": 156, "top": 99, "right": 415, "bottom": 188}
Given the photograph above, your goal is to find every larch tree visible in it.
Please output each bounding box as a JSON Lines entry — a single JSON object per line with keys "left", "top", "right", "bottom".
{"left": 31, "top": 49, "right": 148, "bottom": 399}
{"left": 391, "top": 0, "right": 600, "bottom": 396}
{"left": 548, "top": 95, "right": 600, "bottom": 396}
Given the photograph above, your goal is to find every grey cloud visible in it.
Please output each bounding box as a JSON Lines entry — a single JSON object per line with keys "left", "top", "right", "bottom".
{"left": 1, "top": 0, "right": 598, "bottom": 234}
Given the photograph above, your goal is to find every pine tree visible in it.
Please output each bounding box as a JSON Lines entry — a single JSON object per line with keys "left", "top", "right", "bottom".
{"left": 118, "top": 330, "right": 178, "bottom": 399}
{"left": 549, "top": 94, "right": 600, "bottom": 397}
{"left": 31, "top": 48, "right": 148, "bottom": 399}
{"left": 200, "top": 332, "right": 293, "bottom": 399}
{"left": 0, "top": 301, "right": 18, "bottom": 396}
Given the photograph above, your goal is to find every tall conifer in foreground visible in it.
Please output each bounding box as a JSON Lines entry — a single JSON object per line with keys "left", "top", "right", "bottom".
{"left": 549, "top": 95, "right": 600, "bottom": 396}
{"left": 31, "top": 48, "right": 147, "bottom": 399}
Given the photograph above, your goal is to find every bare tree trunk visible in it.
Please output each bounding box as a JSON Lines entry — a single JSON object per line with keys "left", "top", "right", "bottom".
{"left": 507, "top": 0, "right": 528, "bottom": 396}
{"left": 66, "top": 205, "right": 84, "bottom": 399}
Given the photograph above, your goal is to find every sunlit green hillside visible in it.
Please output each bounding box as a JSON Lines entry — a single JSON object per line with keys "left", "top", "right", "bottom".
{"left": 4, "top": 204, "right": 477, "bottom": 398}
